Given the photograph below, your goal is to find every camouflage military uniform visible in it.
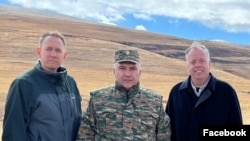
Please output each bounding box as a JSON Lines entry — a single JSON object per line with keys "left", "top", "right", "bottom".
{"left": 77, "top": 82, "right": 171, "bottom": 141}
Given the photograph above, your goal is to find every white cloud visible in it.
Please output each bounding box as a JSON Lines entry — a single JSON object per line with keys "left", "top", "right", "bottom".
{"left": 7, "top": 0, "right": 250, "bottom": 33}
{"left": 135, "top": 25, "right": 147, "bottom": 31}
{"left": 133, "top": 13, "right": 153, "bottom": 21}
{"left": 210, "top": 39, "right": 231, "bottom": 43}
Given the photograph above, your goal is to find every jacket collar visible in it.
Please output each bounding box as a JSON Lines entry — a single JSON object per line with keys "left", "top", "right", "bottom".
{"left": 115, "top": 81, "right": 140, "bottom": 98}
{"left": 179, "top": 72, "right": 216, "bottom": 92}
{"left": 179, "top": 73, "right": 217, "bottom": 107}
{"left": 34, "top": 60, "right": 67, "bottom": 84}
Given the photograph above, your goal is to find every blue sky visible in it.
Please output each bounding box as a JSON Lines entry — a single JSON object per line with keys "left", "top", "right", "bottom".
{"left": 1, "top": 0, "right": 250, "bottom": 46}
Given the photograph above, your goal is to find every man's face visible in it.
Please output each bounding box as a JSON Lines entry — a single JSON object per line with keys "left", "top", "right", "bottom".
{"left": 36, "top": 36, "right": 67, "bottom": 72}
{"left": 114, "top": 62, "right": 141, "bottom": 90}
{"left": 187, "top": 48, "right": 210, "bottom": 82}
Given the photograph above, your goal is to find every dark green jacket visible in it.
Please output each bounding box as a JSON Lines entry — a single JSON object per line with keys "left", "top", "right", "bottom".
{"left": 77, "top": 82, "right": 171, "bottom": 141}
{"left": 2, "top": 61, "right": 82, "bottom": 141}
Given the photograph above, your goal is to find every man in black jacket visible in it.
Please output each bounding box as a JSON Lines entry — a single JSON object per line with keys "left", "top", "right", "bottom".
{"left": 2, "top": 31, "right": 82, "bottom": 141}
{"left": 165, "top": 41, "right": 243, "bottom": 141}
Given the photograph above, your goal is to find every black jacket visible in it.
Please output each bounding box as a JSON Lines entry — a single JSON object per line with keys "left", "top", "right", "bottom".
{"left": 166, "top": 73, "right": 243, "bottom": 141}
{"left": 2, "top": 61, "right": 82, "bottom": 141}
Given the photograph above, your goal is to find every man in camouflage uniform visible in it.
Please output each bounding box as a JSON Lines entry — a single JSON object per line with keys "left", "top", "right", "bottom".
{"left": 77, "top": 49, "right": 171, "bottom": 141}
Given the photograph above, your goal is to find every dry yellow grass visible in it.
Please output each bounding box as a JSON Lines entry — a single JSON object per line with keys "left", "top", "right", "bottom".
{"left": 0, "top": 8, "right": 250, "bottom": 139}
{"left": 1, "top": 50, "right": 250, "bottom": 138}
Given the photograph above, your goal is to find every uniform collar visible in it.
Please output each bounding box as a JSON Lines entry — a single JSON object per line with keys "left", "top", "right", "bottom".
{"left": 115, "top": 81, "right": 140, "bottom": 97}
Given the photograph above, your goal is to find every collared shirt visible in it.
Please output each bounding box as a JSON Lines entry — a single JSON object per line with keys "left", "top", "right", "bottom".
{"left": 191, "top": 76, "right": 210, "bottom": 97}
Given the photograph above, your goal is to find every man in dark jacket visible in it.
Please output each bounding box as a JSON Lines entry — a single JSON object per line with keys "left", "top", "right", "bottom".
{"left": 165, "top": 41, "right": 243, "bottom": 141}
{"left": 2, "top": 31, "right": 82, "bottom": 141}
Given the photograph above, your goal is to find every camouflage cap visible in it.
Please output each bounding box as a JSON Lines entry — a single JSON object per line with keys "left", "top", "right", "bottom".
{"left": 114, "top": 49, "right": 140, "bottom": 64}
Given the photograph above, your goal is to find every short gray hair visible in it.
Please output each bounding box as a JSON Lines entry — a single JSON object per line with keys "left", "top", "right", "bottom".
{"left": 185, "top": 41, "right": 210, "bottom": 62}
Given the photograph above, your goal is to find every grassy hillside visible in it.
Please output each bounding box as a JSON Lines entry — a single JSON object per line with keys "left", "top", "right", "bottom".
{"left": 0, "top": 5, "right": 250, "bottom": 137}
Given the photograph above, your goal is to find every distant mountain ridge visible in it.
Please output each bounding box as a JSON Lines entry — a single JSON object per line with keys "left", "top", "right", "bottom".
{"left": 1, "top": 3, "right": 250, "bottom": 79}
{"left": 0, "top": 4, "right": 86, "bottom": 22}
{"left": 1, "top": 4, "right": 250, "bottom": 133}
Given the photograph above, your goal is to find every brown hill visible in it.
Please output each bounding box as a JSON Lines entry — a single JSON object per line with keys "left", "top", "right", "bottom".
{"left": 0, "top": 4, "right": 250, "bottom": 129}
